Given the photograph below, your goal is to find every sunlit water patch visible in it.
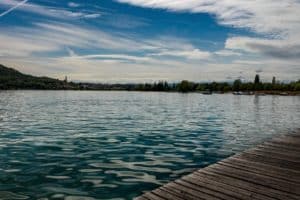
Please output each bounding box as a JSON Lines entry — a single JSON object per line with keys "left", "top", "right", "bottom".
{"left": 0, "top": 91, "right": 299, "bottom": 199}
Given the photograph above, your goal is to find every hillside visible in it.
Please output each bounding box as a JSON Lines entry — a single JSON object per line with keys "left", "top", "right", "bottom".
{"left": 1, "top": 64, "right": 299, "bottom": 93}
{"left": 0, "top": 64, "right": 78, "bottom": 90}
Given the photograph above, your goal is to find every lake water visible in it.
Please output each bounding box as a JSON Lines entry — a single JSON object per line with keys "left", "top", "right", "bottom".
{"left": 0, "top": 91, "right": 299, "bottom": 200}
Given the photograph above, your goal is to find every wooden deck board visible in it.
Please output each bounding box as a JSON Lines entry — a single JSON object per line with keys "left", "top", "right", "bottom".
{"left": 218, "top": 161, "right": 300, "bottom": 184}
{"left": 174, "top": 179, "right": 236, "bottom": 200}
{"left": 235, "top": 153, "right": 300, "bottom": 171}
{"left": 206, "top": 164, "right": 300, "bottom": 195}
{"left": 221, "top": 158, "right": 300, "bottom": 183}
{"left": 255, "top": 146, "right": 300, "bottom": 159}
{"left": 135, "top": 133, "right": 300, "bottom": 200}
{"left": 196, "top": 170, "right": 299, "bottom": 200}
{"left": 188, "top": 172, "right": 275, "bottom": 200}
{"left": 263, "top": 141, "right": 300, "bottom": 152}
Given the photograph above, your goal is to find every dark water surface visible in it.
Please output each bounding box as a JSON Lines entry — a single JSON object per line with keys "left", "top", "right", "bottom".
{"left": 0, "top": 91, "right": 299, "bottom": 200}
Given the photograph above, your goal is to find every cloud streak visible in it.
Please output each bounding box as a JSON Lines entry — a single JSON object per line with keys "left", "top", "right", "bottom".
{"left": 225, "top": 37, "right": 300, "bottom": 60}
{"left": 0, "top": 0, "right": 28, "bottom": 18}
{"left": 0, "top": 0, "right": 101, "bottom": 19}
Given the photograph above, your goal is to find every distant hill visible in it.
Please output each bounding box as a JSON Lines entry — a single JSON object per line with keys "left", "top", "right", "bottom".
{"left": 0, "top": 64, "right": 78, "bottom": 90}
{"left": 1, "top": 64, "right": 299, "bottom": 93}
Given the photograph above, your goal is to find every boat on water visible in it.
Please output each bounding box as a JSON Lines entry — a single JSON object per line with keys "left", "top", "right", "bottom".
{"left": 202, "top": 90, "right": 212, "bottom": 95}
{"left": 233, "top": 91, "right": 254, "bottom": 95}
{"left": 279, "top": 92, "right": 289, "bottom": 96}
{"left": 256, "top": 93, "right": 266, "bottom": 96}
{"left": 233, "top": 91, "right": 242, "bottom": 95}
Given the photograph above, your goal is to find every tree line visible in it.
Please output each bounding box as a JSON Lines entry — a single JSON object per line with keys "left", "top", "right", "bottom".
{"left": 1, "top": 64, "right": 299, "bottom": 92}
{"left": 133, "top": 75, "right": 300, "bottom": 93}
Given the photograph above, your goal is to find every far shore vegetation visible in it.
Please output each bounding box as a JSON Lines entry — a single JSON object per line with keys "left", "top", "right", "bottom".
{"left": 1, "top": 64, "right": 300, "bottom": 95}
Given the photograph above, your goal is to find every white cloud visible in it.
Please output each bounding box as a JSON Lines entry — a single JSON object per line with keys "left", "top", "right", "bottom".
{"left": 0, "top": 0, "right": 28, "bottom": 18}
{"left": 144, "top": 36, "right": 212, "bottom": 60}
{"left": 116, "top": 0, "right": 300, "bottom": 61}
{"left": 0, "top": 21, "right": 214, "bottom": 62}
{"left": 2, "top": 49, "right": 299, "bottom": 83}
{"left": 68, "top": 2, "right": 80, "bottom": 8}
{"left": 116, "top": 0, "right": 300, "bottom": 37}
{"left": 101, "top": 13, "right": 149, "bottom": 29}
{"left": 214, "top": 50, "right": 241, "bottom": 57}
{"left": 150, "top": 49, "right": 211, "bottom": 60}
{"left": 0, "top": 20, "right": 217, "bottom": 82}
{"left": 0, "top": 21, "right": 156, "bottom": 57}
{"left": 83, "top": 13, "right": 101, "bottom": 19}
{"left": 225, "top": 37, "right": 300, "bottom": 60}
{"left": 233, "top": 60, "right": 263, "bottom": 66}
{"left": 62, "top": 54, "right": 154, "bottom": 62}
{"left": 0, "top": 0, "right": 101, "bottom": 19}
{"left": 0, "top": 34, "right": 59, "bottom": 57}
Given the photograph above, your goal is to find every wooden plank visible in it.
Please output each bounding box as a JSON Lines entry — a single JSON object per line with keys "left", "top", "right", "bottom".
{"left": 205, "top": 163, "right": 300, "bottom": 195}
{"left": 263, "top": 141, "right": 300, "bottom": 152}
{"left": 175, "top": 179, "right": 236, "bottom": 200}
{"left": 184, "top": 173, "right": 273, "bottom": 200}
{"left": 243, "top": 149, "right": 300, "bottom": 164}
{"left": 196, "top": 170, "right": 299, "bottom": 200}
{"left": 258, "top": 141, "right": 300, "bottom": 151}
{"left": 142, "top": 192, "right": 166, "bottom": 200}
{"left": 253, "top": 145, "right": 300, "bottom": 159}
{"left": 163, "top": 181, "right": 219, "bottom": 200}
{"left": 256, "top": 145, "right": 300, "bottom": 159}
{"left": 235, "top": 152, "right": 300, "bottom": 171}
{"left": 222, "top": 157, "right": 300, "bottom": 182}
{"left": 161, "top": 183, "right": 206, "bottom": 200}
{"left": 270, "top": 139, "right": 300, "bottom": 148}
{"left": 275, "top": 135, "right": 300, "bottom": 141}
{"left": 134, "top": 196, "right": 150, "bottom": 200}
{"left": 136, "top": 132, "right": 300, "bottom": 200}
{"left": 152, "top": 188, "right": 184, "bottom": 200}
{"left": 218, "top": 160, "right": 300, "bottom": 184}
{"left": 272, "top": 136, "right": 300, "bottom": 145}
{"left": 159, "top": 187, "right": 201, "bottom": 200}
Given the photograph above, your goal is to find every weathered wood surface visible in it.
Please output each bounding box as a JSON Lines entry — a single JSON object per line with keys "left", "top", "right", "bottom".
{"left": 135, "top": 133, "right": 300, "bottom": 200}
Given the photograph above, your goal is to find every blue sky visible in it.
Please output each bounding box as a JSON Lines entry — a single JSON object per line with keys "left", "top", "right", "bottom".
{"left": 0, "top": 0, "right": 299, "bottom": 83}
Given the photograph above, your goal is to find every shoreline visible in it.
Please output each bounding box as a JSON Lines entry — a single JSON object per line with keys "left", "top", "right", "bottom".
{"left": 1, "top": 89, "right": 300, "bottom": 96}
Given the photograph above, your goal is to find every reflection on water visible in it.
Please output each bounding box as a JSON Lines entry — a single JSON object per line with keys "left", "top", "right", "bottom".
{"left": 0, "top": 91, "right": 299, "bottom": 200}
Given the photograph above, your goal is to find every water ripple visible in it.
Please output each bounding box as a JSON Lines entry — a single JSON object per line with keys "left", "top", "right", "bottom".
{"left": 0, "top": 91, "right": 299, "bottom": 199}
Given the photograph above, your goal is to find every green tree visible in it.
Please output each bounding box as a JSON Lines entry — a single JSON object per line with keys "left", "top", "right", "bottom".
{"left": 254, "top": 74, "right": 260, "bottom": 84}
{"left": 272, "top": 76, "right": 276, "bottom": 85}
{"left": 177, "top": 80, "right": 192, "bottom": 92}
{"left": 294, "top": 81, "right": 300, "bottom": 91}
{"left": 254, "top": 74, "right": 262, "bottom": 90}
{"left": 233, "top": 79, "right": 242, "bottom": 91}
